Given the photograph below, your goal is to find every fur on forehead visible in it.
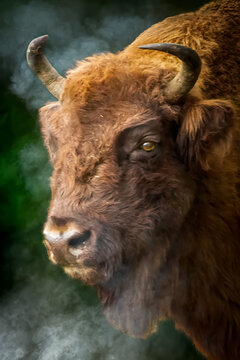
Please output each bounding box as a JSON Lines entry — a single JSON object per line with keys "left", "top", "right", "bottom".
{"left": 62, "top": 52, "right": 179, "bottom": 113}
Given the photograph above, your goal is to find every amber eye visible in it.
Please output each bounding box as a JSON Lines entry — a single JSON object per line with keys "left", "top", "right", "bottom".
{"left": 140, "top": 141, "right": 157, "bottom": 152}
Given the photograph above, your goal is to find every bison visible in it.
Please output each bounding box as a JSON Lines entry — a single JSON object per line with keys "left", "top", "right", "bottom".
{"left": 26, "top": 0, "right": 240, "bottom": 359}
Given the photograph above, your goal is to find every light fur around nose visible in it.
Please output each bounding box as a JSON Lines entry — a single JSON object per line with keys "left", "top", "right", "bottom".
{"left": 43, "top": 228, "right": 82, "bottom": 243}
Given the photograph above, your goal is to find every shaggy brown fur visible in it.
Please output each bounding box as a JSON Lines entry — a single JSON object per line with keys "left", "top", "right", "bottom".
{"left": 38, "top": 1, "right": 240, "bottom": 359}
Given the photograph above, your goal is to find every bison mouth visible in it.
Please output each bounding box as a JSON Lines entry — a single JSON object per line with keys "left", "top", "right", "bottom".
{"left": 63, "top": 264, "right": 108, "bottom": 285}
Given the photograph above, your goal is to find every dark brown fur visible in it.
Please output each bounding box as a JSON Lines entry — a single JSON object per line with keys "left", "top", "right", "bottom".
{"left": 39, "top": 1, "right": 240, "bottom": 359}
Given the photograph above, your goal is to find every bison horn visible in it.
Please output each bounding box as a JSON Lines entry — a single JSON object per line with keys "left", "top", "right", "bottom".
{"left": 26, "top": 35, "right": 65, "bottom": 99}
{"left": 139, "top": 43, "right": 201, "bottom": 103}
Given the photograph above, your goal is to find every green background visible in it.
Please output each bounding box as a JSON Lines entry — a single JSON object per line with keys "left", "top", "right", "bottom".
{"left": 0, "top": 0, "right": 208, "bottom": 359}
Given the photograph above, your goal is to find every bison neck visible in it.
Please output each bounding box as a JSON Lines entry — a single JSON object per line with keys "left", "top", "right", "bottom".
{"left": 98, "top": 195, "right": 240, "bottom": 359}
{"left": 171, "top": 200, "right": 240, "bottom": 360}
{"left": 97, "top": 236, "right": 181, "bottom": 338}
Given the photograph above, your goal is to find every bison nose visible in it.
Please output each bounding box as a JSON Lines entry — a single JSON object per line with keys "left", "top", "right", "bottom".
{"left": 43, "top": 230, "right": 91, "bottom": 248}
{"left": 44, "top": 229, "right": 91, "bottom": 248}
{"left": 43, "top": 217, "right": 93, "bottom": 264}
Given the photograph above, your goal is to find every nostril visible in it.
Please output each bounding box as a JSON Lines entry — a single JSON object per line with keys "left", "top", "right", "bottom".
{"left": 69, "top": 230, "right": 91, "bottom": 248}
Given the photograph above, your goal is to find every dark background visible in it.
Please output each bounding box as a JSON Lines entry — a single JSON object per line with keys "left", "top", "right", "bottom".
{"left": 0, "top": 0, "right": 208, "bottom": 359}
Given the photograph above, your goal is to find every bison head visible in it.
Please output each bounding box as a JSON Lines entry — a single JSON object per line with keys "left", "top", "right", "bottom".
{"left": 27, "top": 35, "right": 234, "bottom": 338}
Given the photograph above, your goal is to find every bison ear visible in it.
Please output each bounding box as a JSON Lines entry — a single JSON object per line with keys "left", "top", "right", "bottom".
{"left": 177, "top": 99, "right": 234, "bottom": 171}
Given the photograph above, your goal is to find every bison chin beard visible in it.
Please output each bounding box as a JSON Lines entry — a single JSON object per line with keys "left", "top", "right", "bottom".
{"left": 97, "top": 252, "right": 175, "bottom": 338}
{"left": 64, "top": 266, "right": 105, "bottom": 286}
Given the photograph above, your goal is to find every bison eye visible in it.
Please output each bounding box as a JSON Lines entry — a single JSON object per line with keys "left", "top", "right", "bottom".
{"left": 140, "top": 141, "right": 158, "bottom": 152}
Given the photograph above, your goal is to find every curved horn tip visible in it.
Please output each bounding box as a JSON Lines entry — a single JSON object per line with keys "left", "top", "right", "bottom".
{"left": 27, "top": 35, "right": 49, "bottom": 57}
{"left": 138, "top": 42, "right": 202, "bottom": 102}
{"left": 26, "top": 34, "right": 65, "bottom": 100}
{"left": 139, "top": 43, "right": 201, "bottom": 69}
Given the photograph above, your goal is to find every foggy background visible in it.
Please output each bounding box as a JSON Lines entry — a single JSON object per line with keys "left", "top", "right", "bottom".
{"left": 0, "top": 0, "right": 208, "bottom": 359}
